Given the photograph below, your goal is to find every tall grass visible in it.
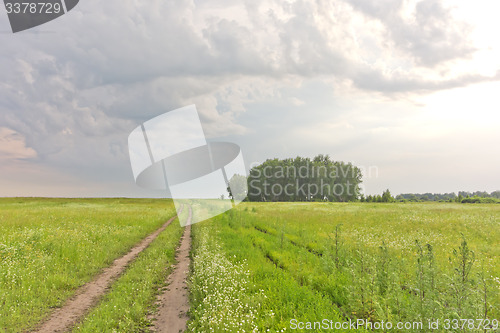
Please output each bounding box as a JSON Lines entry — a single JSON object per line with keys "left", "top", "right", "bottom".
{"left": 227, "top": 202, "right": 499, "bottom": 332}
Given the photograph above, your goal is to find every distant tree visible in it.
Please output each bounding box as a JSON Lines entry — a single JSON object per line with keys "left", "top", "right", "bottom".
{"left": 381, "top": 189, "right": 394, "bottom": 203}
{"left": 473, "top": 191, "right": 489, "bottom": 198}
{"left": 227, "top": 174, "right": 247, "bottom": 201}
{"left": 459, "top": 191, "right": 471, "bottom": 198}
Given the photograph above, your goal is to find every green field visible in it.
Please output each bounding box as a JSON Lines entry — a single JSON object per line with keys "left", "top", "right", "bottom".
{"left": 0, "top": 199, "right": 498, "bottom": 332}
{"left": 188, "top": 202, "right": 499, "bottom": 332}
{"left": 0, "top": 198, "right": 176, "bottom": 332}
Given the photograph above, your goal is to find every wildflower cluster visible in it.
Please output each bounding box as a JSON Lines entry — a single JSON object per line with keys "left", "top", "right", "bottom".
{"left": 188, "top": 227, "right": 264, "bottom": 332}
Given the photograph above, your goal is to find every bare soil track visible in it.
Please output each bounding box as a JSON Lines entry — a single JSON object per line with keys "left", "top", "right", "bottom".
{"left": 152, "top": 206, "right": 192, "bottom": 333}
{"left": 31, "top": 210, "right": 182, "bottom": 333}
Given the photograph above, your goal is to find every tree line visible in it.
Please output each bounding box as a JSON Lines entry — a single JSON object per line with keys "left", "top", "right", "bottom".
{"left": 360, "top": 190, "right": 500, "bottom": 203}
{"left": 395, "top": 191, "right": 500, "bottom": 203}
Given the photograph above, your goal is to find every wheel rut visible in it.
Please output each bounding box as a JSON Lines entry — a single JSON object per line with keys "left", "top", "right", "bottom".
{"left": 151, "top": 206, "right": 192, "bottom": 333}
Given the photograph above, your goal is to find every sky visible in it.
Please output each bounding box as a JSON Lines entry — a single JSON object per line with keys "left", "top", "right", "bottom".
{"left": 0, "top": 0, "right": 499, "bottom": 197}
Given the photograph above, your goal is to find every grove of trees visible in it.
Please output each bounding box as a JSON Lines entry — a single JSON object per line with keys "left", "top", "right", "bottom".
{"left": 246, "top": 155, "right": 362, "bottom": 202}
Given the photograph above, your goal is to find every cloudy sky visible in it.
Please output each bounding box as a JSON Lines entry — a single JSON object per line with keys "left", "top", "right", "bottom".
{"left": 0, "top": 0, "right": 499, "bottom": 197}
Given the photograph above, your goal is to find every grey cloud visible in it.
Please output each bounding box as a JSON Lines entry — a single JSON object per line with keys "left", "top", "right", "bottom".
{"left": 0, "top": 0, "right": 260, "bottom": 171}
{"left": 344, "top": 0, "right": 475, "bottom": 67}
{"left": 278, "top": 5, "right": 348, "bottom": 76}
{"left": 259, "top": 0, "right": 490, "bottom": 93}
{"left": 0, "top": 52, "right": 130, "bottom": 169}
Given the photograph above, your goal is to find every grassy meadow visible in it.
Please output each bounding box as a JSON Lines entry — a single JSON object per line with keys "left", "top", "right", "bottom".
{"left": 0, "top": 198, "right": 176, "bottom": 332}
{"left": 188, "top": 202, "right": 499, "bottom": 332}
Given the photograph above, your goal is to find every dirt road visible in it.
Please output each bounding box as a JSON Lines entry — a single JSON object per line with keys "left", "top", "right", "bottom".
{"left": 32, "top": 208, "right": 182, "bottom": 333}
